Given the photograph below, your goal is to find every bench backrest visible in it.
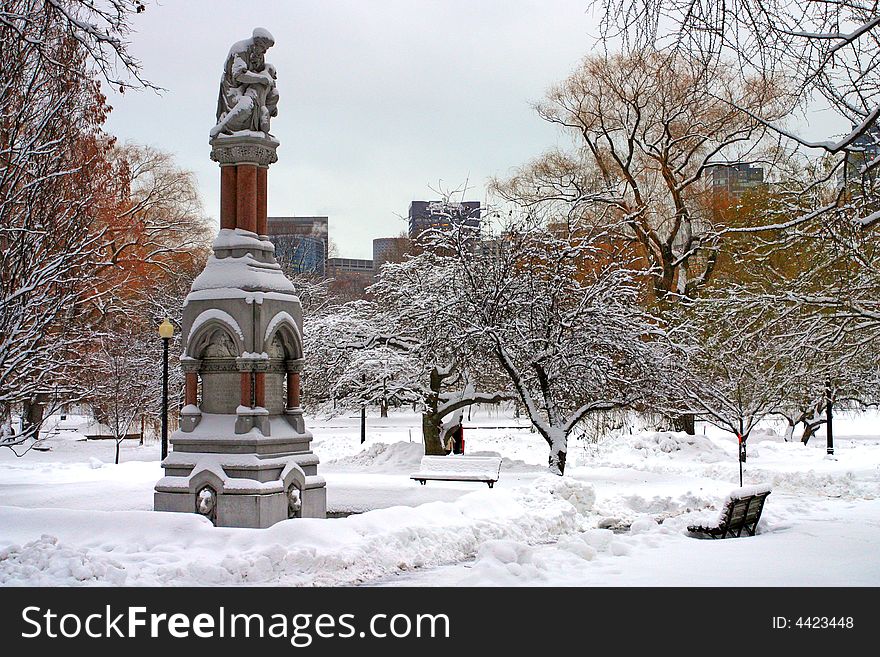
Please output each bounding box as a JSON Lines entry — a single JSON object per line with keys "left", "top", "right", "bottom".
{"left": 721, "top": 492, "right": 770, "bottom": 527}
{"left": 418, "top": 455, "right": 502, "bottom": 476}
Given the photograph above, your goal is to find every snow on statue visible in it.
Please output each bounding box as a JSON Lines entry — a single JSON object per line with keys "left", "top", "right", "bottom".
{"left": 210, "top": 27, "right": 279, "bottom": 138}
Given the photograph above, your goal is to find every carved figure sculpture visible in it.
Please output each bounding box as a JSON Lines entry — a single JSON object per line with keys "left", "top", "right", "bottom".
{"left": 210, "top": 27, "right": 279, "bottom": 138}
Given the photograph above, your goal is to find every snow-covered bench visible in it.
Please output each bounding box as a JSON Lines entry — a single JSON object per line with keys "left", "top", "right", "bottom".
{"left": 687, "top": 484, "right": 772, "bottom": 539}
{"left": 410, "top": 455, "right": 502, "bottom": 488}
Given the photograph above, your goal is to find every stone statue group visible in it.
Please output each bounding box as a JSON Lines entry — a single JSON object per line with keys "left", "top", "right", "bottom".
{"left": 210, "top": 27, "right": 279, "bottom": 139}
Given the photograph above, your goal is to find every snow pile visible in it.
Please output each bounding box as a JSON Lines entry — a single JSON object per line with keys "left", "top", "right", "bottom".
{"left": 457, "top": 527, "right": 641, "bottom": 585}
{"left": 694, "top": 464, "right": 880, "bottom": 500}
{"left": 467, "top": 450, "right": 543, "bottom": 473}
{"left": 325, "top": 441, "right": 424, "bottom": 472}
{"left": 622, "top": 431, "right": 728, "bottom": 462}
{"left": 749, "top": 427, "right": 784, "bottom": 442}
{"left": 0, "top": 535, "right": 127, "bottom": 586}
{"left": 0, "top": 477, "right": 595, "bottom": 586}
{"left": 309, "top": 433, "right": 399, "bottom": 463}
{"left": 763, "top": 469, "right": 877, "bottom": 499}
{"left": 528, "top": 475, "right": 595, "bottom": 515}
{"left": 593, "top": 490, "right": 718, "bottom": 528}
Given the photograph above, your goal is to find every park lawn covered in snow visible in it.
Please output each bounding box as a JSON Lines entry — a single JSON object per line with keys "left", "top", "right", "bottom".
{"left": 0, "top": 409, "right": 878, "bottom": 586}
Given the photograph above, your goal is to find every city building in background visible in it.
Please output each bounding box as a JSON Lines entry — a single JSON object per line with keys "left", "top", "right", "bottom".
{"left": 327, "top": 257, "right": 375, "bottom": 301}
{"left": 372, "top": 236, "right": 412, "bottom": 275}
{"left": 267, "top": 216, "right": 329, "bottom": 276}
{"left": 706, "top": 164, "right": 765, "bottom": 200}
{"left": 407, "top": 200, "right": 481, "bottom": 240}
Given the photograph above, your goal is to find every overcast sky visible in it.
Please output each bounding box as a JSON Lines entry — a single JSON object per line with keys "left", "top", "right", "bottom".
{"left": 104, "top": 0, "right": 601, "bottom": 259}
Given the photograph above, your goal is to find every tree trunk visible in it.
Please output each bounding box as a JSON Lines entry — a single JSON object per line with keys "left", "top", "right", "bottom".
{"left": 21, "top": 394, "right": 48, "bottom": 437}
{"left": 380, "top": 399, "right": 388, "bottom": 418}
{"left": 549, "top": 449, "right": 566, "bottom": 475}
{"left": 115, "top": 439, "right": 120, "bottom": 465}
{"left": 422, "top": 413, "right": 445, "bottom": 455}
{"left": 802, "top": 423, "right": 820, "bottom": 445}
{"left": 672, "top": 413, "right": 695, "bottom": 435}
{"left": 783, "top": 418, "right": 795, "bottom": 442}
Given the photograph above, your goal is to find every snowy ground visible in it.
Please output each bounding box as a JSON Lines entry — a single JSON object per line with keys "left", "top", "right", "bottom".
{"left": 1, "top": 408, "right": 878, "bottom": 586}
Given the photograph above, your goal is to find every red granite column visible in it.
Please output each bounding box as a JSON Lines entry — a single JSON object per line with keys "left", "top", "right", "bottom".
{"left": 236, "top": 163, "right": 257, "bottom": 233}
{"left": 220, "top": 165, "right": 237, "bottom": 230}
{"left": 256, "top": 166, "right": 268, "bottom": 236}
{"left": 254, "top": 372, "right": 266, "bottom": 408}
{"left": 240, "top": 372, "right": 252, "bottom": 408}
{"left": 287, "top": 371, "right": 301, "bottom": 409}
{"left": 185, "top": 373, "right": 198, "bottom": 406}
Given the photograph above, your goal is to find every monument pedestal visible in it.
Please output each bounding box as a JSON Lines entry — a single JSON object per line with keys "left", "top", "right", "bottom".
{"left": 154, "top": 131, "right": 326, "bottom": 528}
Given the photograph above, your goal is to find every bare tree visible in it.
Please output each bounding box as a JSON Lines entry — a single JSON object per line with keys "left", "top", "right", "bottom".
{"left": 597, "top": 0, "right": 880, "bottom": 228}
{"left": 495, "top": 50, "right": 785, "bottom": 301}
{"left": 82, "top": 324, "right": 156, "bottom": 464}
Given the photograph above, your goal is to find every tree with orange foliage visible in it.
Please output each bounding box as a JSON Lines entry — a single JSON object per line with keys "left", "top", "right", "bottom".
{"left": 597, "top": 0, "right": 879, "bottom": 230}
{"left": 0, "top": 1, "right": 170, "bottom": 454}
{"left": 494, "top": 50, "right": 785, "bottom": 302}
{"left": 76, "top": 143, "right": 212, "bottom": 455}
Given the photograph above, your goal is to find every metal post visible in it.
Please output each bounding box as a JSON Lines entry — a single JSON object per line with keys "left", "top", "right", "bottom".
{"left": 738, "top": 436, "right": 743, "bottom": 487}
{"left": 360, "top": 374, "right": 366, "bottom": 444}
{"left": 161, "top": 336, "right": 169, "bottom": 461}
{"left": 738, "top": 418, "right": 744, "bottom": 487}
{"left": 826, "top": 378, "right": 834, "bottom": 457}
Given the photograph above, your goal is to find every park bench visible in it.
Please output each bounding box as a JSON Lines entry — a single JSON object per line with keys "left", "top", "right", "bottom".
{"left": 687, "top": 484, "right": 772, "bottom": 539}
{"left": 410, "top": 455, "right": 502, "bottom": 488}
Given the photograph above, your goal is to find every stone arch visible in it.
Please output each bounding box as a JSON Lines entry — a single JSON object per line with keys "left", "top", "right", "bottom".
{"left": 188, "top": 468, "right": 226, "bottom": 495}
{"left": 187, "top": 310, "right": 245, "bottom": 359}
{"left": 281, "top": 462, "right": 307, "bottom": 519}
{"left": 281, "top": 461, "right": 306, "bottom": 492}
{"left": 264, "top": 311, "right": 303, "bottom": 360}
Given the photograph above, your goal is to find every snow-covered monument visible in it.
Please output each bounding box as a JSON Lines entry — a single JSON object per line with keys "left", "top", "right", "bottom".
{"left": 154, "top": 28, "right": 326, "bottom": 527}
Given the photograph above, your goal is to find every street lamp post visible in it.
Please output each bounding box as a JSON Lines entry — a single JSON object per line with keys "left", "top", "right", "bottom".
{"left": 158, "top": 319, "right": 174, "bottom": 461}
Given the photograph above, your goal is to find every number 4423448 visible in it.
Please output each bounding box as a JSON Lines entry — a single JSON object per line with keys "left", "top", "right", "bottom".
{"left": 796, "top": 617, "right": 854, "bottom": 629}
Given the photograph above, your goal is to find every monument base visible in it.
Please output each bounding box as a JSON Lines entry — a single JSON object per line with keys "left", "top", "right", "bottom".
{"left": 154, "top": 414, "right": 327, "bottom": 528}
{"left": 154, "top": 486, "right": 326, "bottom": 529}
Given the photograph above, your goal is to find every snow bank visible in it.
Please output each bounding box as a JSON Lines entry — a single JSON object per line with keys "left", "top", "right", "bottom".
{"left": 458, "top": 526, "right": 643, "bottom": 585}
{"left": 0, "top": 478, "right": 596, "bottom": 586}
{"left": 529, "top": 475, "right": 596, "bottom": 515}
{"left": 467, "top": 450, "right": 544, "bottom": 473}
{"left": 325, "top": 441, "right": 424, "bottom": 472}
{"left": 762, "top": 469, "right": 876, "bottom": 499}
{"left": 621, "top": 431, "right": 729, "bottom": 462}
{"left": 593, "top": 490, "right": 719, "bottom": 529}
{"left": 698, "top": 465, "right": 880, "bottom": 500}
